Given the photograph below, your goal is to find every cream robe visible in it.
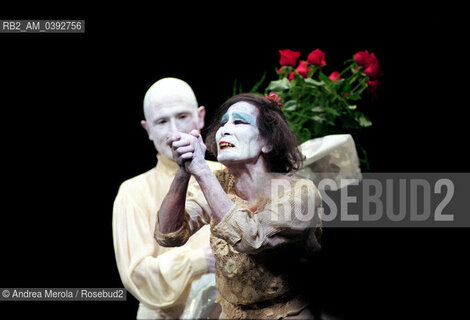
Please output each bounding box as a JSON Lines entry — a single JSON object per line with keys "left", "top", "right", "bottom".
{"left": 113, "top": 154, "right": 224, "bottom": 319}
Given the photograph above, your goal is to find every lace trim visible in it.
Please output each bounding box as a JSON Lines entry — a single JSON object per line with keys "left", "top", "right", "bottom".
{"left": 216, "top": 294, "right": 309, "bottom": 319}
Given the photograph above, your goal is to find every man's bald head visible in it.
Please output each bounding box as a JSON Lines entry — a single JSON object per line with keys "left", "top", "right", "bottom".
{"left": 141, "top": 78, "right": 206, "bottom": 160}
{"left": 143, "top": 78, "right": 198, "bottom": 121}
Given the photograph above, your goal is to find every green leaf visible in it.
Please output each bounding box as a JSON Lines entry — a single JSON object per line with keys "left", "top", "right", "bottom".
{"left": 348, "top": 94, "right": 362, "bottom": 101}
{"left": 311, "top": 106, "right": 323, "bottom": 113}
{"left": 311, "top": 115, "right": 325, "bottom": 122}
{"left": 304, "top": 78, "right": 324, "bottom": 86}
{"left": 323, "top": 106, "right": 340, "bottom": 116}
{"left": 342, "top": 81, "right": 351, "bottom": 95}
{"left": 283, "top": 100, "right": 296, "bottom": 107}
{"left": 283, "top": 100, "right": 297, "bottom": 111}
{"left": 318, "top": 71, "right": 332, "bottom": 84}
{"left": 266, "top": 78, "right": 291, "bottom": 92}
{"left": 356, "top": 113, "right": 372, "bottom": 127}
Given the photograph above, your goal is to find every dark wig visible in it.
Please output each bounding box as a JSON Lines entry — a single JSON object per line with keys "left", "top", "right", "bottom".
{"left": 205, "top": 93, "right": 304, "bottom": 173}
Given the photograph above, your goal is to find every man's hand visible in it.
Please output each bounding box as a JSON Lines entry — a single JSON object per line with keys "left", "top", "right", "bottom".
{"left": 166, "top": 130, "right": 209, "bottom": 176}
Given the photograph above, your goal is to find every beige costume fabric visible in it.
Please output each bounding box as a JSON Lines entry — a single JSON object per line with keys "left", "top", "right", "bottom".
{"left": 113, "top": 154, "right": 224, "bottom": 319}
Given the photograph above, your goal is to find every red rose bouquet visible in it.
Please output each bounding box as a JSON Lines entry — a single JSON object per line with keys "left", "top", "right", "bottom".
{"left": 236, "top": 48, "right": 382, "bottom": 168}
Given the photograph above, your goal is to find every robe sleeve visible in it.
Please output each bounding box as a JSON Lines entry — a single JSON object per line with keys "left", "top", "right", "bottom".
{"left": 113, "top": 183, "right": 208, "bottom": 309}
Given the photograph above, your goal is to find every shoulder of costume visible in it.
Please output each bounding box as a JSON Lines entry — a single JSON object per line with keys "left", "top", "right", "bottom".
{"left": 205, "top": 159, "right": 226, "bottom": 172}
{"left": 213, "top": 167, "right": 234, "bottom": 192}
{"left": 117, "top": 167, "right": 156, "bottom": 194}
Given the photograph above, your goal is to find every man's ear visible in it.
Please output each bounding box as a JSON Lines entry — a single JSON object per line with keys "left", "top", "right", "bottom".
{"left": 141, "top": 120, "right": 152, "bottom": 140}
{"left": 196, "top": 106, "right": 206, "bottom": 130}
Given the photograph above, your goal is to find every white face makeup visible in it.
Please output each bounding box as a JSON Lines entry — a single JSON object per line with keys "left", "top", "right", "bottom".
{"left": 142, "top": 78, "right": 204, "bottom": 160}
{"left": 215, "top": 101, "right": 267, "bottom": 164}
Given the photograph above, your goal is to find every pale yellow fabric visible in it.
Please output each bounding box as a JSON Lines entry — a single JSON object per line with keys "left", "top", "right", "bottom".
{"left": 113, "top": 154, "right": 224, "bottom": 319}
{"left": 155, "top": 169, "right": 322, "bottom": 318}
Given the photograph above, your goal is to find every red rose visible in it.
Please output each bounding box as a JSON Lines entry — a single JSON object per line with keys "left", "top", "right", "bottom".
{"left": 328, "top": 71, "right": 341, "bottom": 82}
{"left": 278, "top": 49, "right": 301, "bottom": 67}
{"left": 265, "top": 92, "right": 284, "bottom": 106}
{"left": 288, "top": 71, "right": 295, "bottom": 81}
{"left": 307, "top": 48, "right": 326, "bottom": 66}
{"left": 295, "top": 60, "right": 310, "bottom": 78}
{"left": 354, "top": 50, "right": 379, "bottom": 68}
{"left": 354, "top": 50, "right": 370, "bottom": 67}
{"left": 368, "top": 53, "right": 378, "bottom": 65}
{"left": 265, "top": 92, "right": 281, "bottom": 102}
{"left": 364, "top": 63, "right": 382, "bottom": 80}
{"left": 367, "top": 79, "right": 381, "bottom": 97}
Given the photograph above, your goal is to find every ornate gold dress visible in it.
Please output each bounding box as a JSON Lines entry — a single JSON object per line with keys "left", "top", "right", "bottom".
{"left": 155, "top": 169, "right": 322, "bottom": 319}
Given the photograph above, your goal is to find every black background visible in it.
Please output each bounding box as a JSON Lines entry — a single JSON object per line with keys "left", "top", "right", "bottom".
{"left": 1, "top": 6, "right": 468, "bottom": 320}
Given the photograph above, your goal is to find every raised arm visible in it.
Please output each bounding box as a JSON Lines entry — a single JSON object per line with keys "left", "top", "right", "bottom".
{"left": 156, "top": 130, "right": 230, "bottom": 248}
{"left": 163, "top": 131, "right": 234, "bottom": 225}
{"left": 158, "top": 167, "right": 191, "bottom": 233}
{"left": 157, "top": 131, "right": 202, "bottom": 234}
{"left": 191, "top": 165, "right": 234, "bottom": 225}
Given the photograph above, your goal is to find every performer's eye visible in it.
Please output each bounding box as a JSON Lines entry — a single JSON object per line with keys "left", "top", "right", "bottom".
{"left": 233, "top": 120, "right": 247, "bottom": 125}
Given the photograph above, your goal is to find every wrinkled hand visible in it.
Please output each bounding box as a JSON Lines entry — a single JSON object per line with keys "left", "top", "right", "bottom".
{"left": 166, "top": 130, "right": 208, "bottom": 176}
{"left": 204, "top": 245, "right": 216, "bottom": 273}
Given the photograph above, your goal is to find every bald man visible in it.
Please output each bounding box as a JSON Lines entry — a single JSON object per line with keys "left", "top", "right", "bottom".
{"left": 113, "top": 78, "right": 224, "bottom": 319}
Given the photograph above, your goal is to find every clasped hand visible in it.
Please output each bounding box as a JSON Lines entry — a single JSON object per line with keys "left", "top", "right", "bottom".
{"left": 166, "top": 130, "right": 208, "bottom": 176}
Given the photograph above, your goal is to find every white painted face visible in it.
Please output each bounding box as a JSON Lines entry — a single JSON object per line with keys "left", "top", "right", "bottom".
{"left": 215, "top": 101, "right": 267, "bottom": 164}
{"left": 141, "top": 78, "right": 205, "bottom": 160}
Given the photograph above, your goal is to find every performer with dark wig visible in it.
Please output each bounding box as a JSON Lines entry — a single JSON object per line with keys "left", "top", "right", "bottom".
{"left": 155, "top": 93, "right": 323, "bottom": 319}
